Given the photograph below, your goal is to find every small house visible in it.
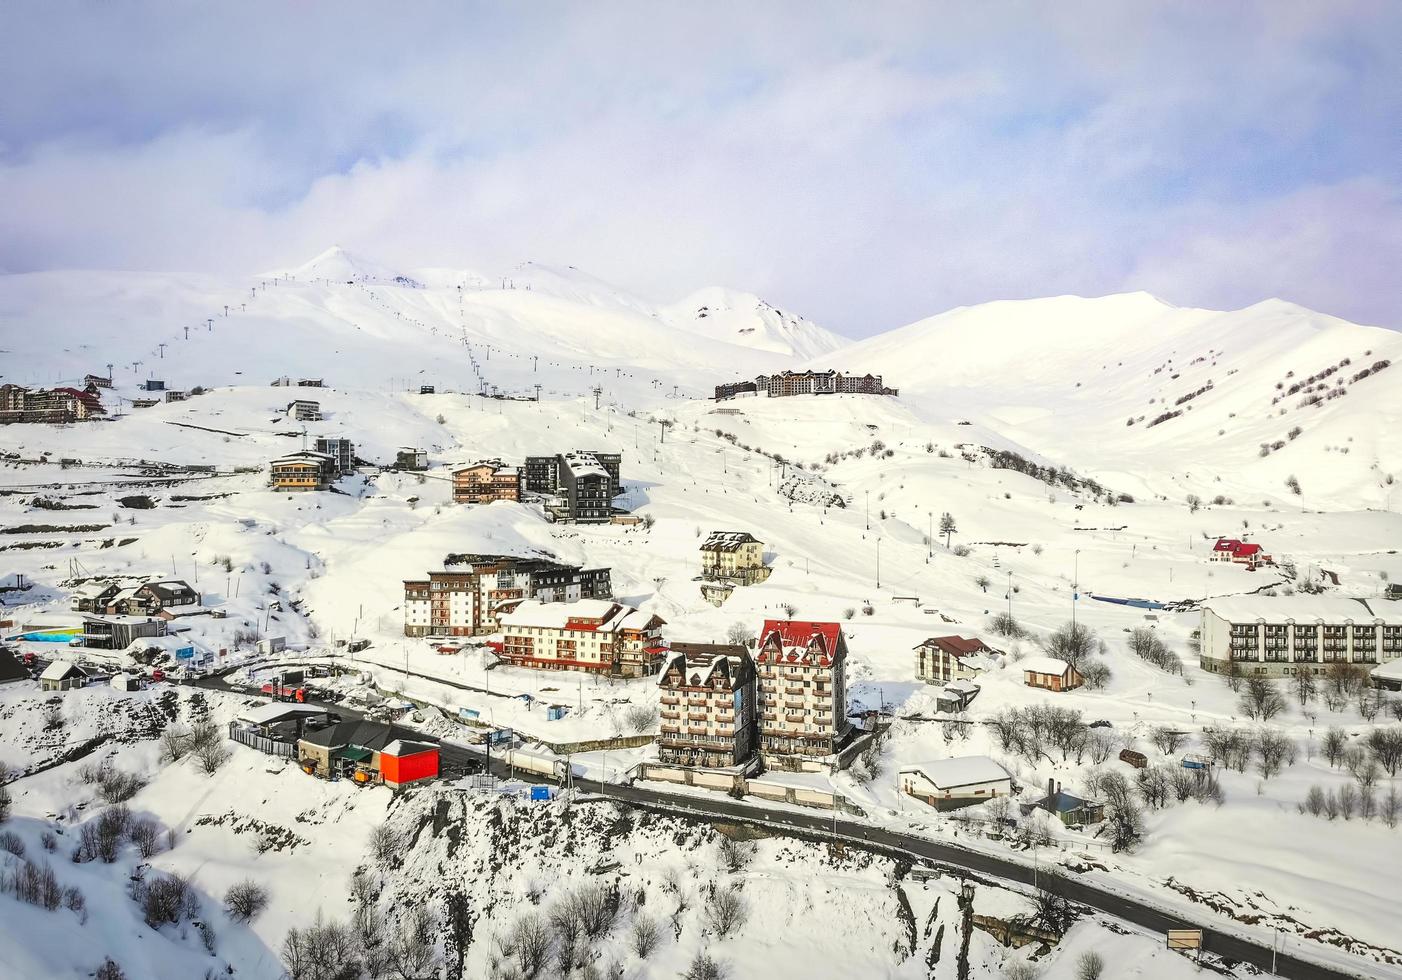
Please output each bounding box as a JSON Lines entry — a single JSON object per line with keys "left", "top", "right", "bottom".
{"left": 1118, "top": 748, "right": 1148, "bottom": 769}
{"left": 142, "top": 379, "right": 166, "bottom": 392}
{"left": 380, "top": 739, "right": 440, "bottom": 788}
{"left": 1032, "top": 779, "right": 1104, "bottom": 826}
{"left": 39, "top": 660, "right": 89, "bottom": 691}
{"left": 70, "top": 580, "right": 123, "bottom": 613}
{"left": 899, "top": 756, "right": 1012, "bottom": 811}
{"left": 1021, "top": 656, "right": 1083, "bottom": 692}
{"left": 297, "top": 720, "right": 439, "bottom": 789}
{"left": 699, "top": 531, "right": 769, "bottom": 585}
{"left": 110, "top": 673, "right": 140, "bottom": 692}
{"left": 916, "top": 635, "right": 1000, "bottom": 685}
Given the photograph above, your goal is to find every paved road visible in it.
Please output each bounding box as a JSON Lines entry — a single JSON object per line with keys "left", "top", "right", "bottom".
{"left": 200, "top": 673, "right": 1370, "bottom": 980}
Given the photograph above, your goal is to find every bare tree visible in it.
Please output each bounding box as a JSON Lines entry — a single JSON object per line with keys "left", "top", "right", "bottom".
{"left": 1238, "top": 676, "right": 1286, "bottom": 721}
{"left": 1045, "top": 621, "right": 1099, "bottom": 668}
{"left": 159, "top": 726, "right": 190, "bottom": 763}
{"left": 1075, "top": 950, "right": 1105, "bottom": 980}
{"left": 631, "top": 915, "right": 660, "bottom": 958}
{"left": 1322, "top": 727, "right": 1348, "bottom": 767}
{"left": 725, "top": 622, "right": 754, "bottom": 647}
{"left": 194, "top": 740, "right": 230, "bottom": 776}
{"left": 1150, "top": 727, "right": 1185, "bottom": 755}
{"left": 504, "top": 912, "right": 550, "bottom": 980}
{"left": 718, "top": 836, "right": 754, "bottom": 873}
{"left": 389, "top": 903, "right": 439, "bottom": 979}
{"left": 224, "top": 879, "right": 269, "bottom": 922}
{"left": 1254, "top": 729, "right": 1294, "bottom": 780}
{"left": 779, "top": 602, "right": 797, "bottom": 620}
{"left": 706, "top": 884, "right": 745, "bottom": 937}
{"left": 623, "top": 703, "right": 659, "bottom": 734}
{"left": 683, "top": 951, "right": 727, "bottom": 980}
{"left": 1367, "top": 727, "right": 1402, "bottom": 776}
{"left": 129, "top": 819, "right": 161, "bottom": 858}
{"left": 1381, "top": 786, "right": 1401, "bottom": 829}
{"left": 369, "top": 822, "right": 401, "bottom": 867}
{"left": 1293, "top": 669, "right": 1317, "bottom": 709}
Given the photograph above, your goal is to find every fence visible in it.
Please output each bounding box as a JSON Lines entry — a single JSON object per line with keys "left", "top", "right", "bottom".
{"left": 227, "top": 723, "right": 298, "bottom": 759}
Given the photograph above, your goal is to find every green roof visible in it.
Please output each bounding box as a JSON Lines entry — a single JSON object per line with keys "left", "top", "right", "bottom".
{"left": 336, "top": 746, "right": 373, "bottom": 763}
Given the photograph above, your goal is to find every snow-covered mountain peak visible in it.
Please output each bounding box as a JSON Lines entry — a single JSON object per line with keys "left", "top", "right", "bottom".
{"left": 660, "top": 286, "right": 850, "bottom": 360}
{"left": 267, "top": 245, "right": 422, "bottom": 287}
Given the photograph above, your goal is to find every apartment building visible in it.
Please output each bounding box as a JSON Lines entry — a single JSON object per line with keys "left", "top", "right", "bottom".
{"left": 269, "top": 450, "right": 336, "bottom": 491}
{"left": 656, "top": 642, "right": 758, "bottom": 769}
{"left": 525, "top": 451, "right": 622, "bottom": 498}
{"left": 0, "top": 384, "right": 106, "bottom": 424}
{"left": 287, "top": 399, "right": 321, "bottom": 422}
{"left": 402, "top": 556, "right": 612, "bottom": 637}
{"left": 754, "top": 619, "right": 849, "bottom": 759}
{"left": 453, "top": 460, "right": 522, "bottom": 504}
{"left": 915, "top": 635, "right": 1000, "bottom": 685}
{"left": 314, "top": 437, "right": 356, "bottom": 476}
{"left": 699, "top": 531, "right": 769, "bottom": 585}
{"left": 1200, "top": 595, "right": 1402, "bottom": 677}
{"left": 714, "top": 371, "right": 897, "bottom": 401}
{"left": 497, "top": 599, "right": 666, "bottom": 677}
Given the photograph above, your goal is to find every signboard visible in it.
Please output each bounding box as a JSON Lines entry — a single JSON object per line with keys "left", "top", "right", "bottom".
{"left": 458, "top": 706, "right": 480, "bottom": 721}
{"left": 530, "top": 785, "right": 551, "bottom": 802}
{"left": 487, "top": 728, "right": 513, "bottom": 746}
{"left": 175, "top": 646, "right": 195, "bottom": 660}
{"left": 1166, "top": 929, "right": 1203, "bottom": 950}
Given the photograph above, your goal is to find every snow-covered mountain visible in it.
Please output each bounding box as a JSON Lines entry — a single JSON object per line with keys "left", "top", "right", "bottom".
{"left": 659, "top": 286, "right": 850, "bottom": 359}
{"left": 820, "top": 292, "right": 1402, "bottom": 509}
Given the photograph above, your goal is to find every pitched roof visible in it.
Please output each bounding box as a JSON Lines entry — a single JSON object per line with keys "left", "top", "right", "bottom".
{"left": 899, "top": 756, "right": 1010, "bottom": 790}
{"left": 39, "top": 660, "right": 87, "bottom": 681}
{"left": 237, "top": 703, "right": 330, "bottom": 726}
{"left": 382, "top": 739, "right": 438, "bottom": 757}
{"left": 1020, "top": 656, "right": 1071, "bottom": 676}
{"left": 1203, "top": 595, "right": 1402, "bottom": 625}
{"left": 299, "top": 719, "right": 397, "bottom": 752}
{"left": 700, "top": 530, "right": 760, "bottom": 552}
{"left": 757, "top": 620, "right": 844, "bottom": 666}
{"left": 917, "top": 635, "right": 996, "bottom": 657}
{"left": 659, "top": 644, "right": 749, "bottom": 688}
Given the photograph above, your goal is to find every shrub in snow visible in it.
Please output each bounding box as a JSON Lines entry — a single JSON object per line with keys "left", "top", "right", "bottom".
{"left": 1076, "top": 951, "right": 1105, "bottom": 980}
{"left": 224, "top": 878, "right": 269, "bottom": 922}
{"left": 194, "top": 740, "right": 231, "bottom": 776}
{"left": 624, "top": 703, "right": 659, "bottom": 733}
{"left": 0, "top": 830, "right": 24, "bottom": 857}
{"left": 683, "top": 951, "right": 727, "bottom": 980}
{"left": 718, "top": 835, "right": 754, "bottom": 873}
{"left": 705, "top": 883, "right": 745, "bottom": 936}
{"left": 631, "top": 915, "right": 660, "bottom": 957}
{"left": 369, "top": 822, "right": 402, "bottom": 867}
{"left": 94, "top": 958, "right": 125, "bottom": 980}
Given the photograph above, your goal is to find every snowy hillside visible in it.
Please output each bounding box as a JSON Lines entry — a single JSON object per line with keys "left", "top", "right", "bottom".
{"left": 824, "top": 292, "right": 1402, "bottom": 509}
{"left": 659, "top": 286, "right": 850, "bottom": 359}
{"left": 3, "top": 253, "right": 1402, "bottom": 980}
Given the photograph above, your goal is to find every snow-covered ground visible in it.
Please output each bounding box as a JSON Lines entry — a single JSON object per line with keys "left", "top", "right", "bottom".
{"left": 2, "top": 250, "right": 1401, "bottom": 978}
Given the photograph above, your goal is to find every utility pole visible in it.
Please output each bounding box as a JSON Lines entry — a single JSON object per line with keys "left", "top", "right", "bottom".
{"left": 592, "top": 386, "right": 602, "bottom": 410}
{"left": 865, "top": 491, "right": 870, "bottom": 531}
{"left": 534, "top": 384, "right": 542, "bottom": 402}
{"left": 1072, "top": 549, "right": 1081, "bottom": 628}
{"left": 183, "top": 326, "right": 189, "bottom": 340}
{"left": 876, "top": 538, "right": 881, "bottom": 589}
{"left": 532, "top": 355, "right": 538, "bottom": 372}
{"left": 206, "top": 318, "right": 213, "bottom": 332}
{"left": 157, "top": 343, "right": 167, "bottom": 359}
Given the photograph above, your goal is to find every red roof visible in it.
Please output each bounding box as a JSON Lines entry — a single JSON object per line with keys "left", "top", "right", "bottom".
{"left": 757, "top": 619, "right": 844, "bottom": 666}
{"left": 1213, "top": 538, "right": 1241, "bottom": 552}
{"left": 1214, "top": 538, "right": 1265, "bottom": 559}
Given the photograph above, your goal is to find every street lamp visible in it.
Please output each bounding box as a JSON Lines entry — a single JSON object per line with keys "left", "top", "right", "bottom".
{"left": 876, "top": 538, "right": 881, "bottom": 589}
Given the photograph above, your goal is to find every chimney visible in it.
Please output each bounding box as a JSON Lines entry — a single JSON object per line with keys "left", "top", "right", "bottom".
{"left": 1048, "top": 777, "right": 1054, "bottom": 799}
{"left": 1056, "top": 780, "right": 1062, "bottom": 796}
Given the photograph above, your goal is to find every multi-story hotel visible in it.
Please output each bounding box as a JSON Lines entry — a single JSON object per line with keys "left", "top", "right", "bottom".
{"left": 699, "top": 530, "right": 768, "bottom": 585}
{"left": 497, "top": 599, "right": 666, "bottom": 677}
{"left": 713, "top": 370, "right": 897, "bottom": 401}
{"left": 269, "top": 450, "right": 336, "bottom": 491}
{"left": 754, "top": 619, "right": 849, "bottom": 759}
{"left": 402, "top": 555, "right": 611, "bottom": 637}
{"left": 914, "top": 635, "right": 1000, "bottom": 685}
{"left": 656, "top": 642, "right": 758, "bottom": 769}
{"left": 1200, "top": 595, "right": 1402, "bottom": 677}
{"left": 452, "top": 460, "right": 522, "bottom": 504}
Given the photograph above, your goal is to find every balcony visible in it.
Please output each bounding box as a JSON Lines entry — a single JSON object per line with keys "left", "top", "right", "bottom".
{"left": 660, "top": 711, "right": 681, "bottom": 721}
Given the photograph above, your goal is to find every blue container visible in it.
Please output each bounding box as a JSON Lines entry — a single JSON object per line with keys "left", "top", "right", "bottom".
{"left": 530, "top": 785, "right": 550, "bottom": 802}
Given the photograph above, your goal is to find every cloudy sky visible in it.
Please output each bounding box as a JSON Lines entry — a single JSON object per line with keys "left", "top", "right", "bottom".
{"left": 2, "top": 2, "right": 1398, "bottom": 336}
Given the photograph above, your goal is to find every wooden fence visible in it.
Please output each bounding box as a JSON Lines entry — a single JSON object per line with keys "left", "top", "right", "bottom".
{"left": 227, "top": 723, "right": 297, "bottom": 759}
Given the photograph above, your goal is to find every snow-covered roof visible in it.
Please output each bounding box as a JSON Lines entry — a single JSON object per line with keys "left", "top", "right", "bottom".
{"left": 382, "top": 739, "right": 438, "bottom": 757}
{"left": 562, "top": 452, "right": 609, "bottom": 479}
{"left": 944, "top": 679, "right": 981, "bottom": 695}
{"left": 700, "top": 530, "right": 760, "bottom": 552}
{"left": 237, "top": 703, "right": 330, "bottom": 726}
{"left": 899, "top": 756, "right": 1010, "bottom": 790}
{"left": 1371, "top": 660, "right": 1402, "bottom": 683}
{"left": 499, "top": 598, "right": 650, "bottom": 633}
{"left": 1203, "top": 595, "right": 1402, "bottom": 625}
{"left": 39, "top": 660, "right": 86, "bottom": 680}
{"left": 1020, "top": 656, "right": 1070, "bottom": 676}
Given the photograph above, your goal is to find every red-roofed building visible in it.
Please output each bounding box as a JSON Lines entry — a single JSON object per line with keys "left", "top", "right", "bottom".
{"left": 754, "top": 619, "right": 849, "bottom": 759}
{"left": 915, "top": 635, "right": 1001, "bottom": 684}
{"left": 1210, "top": 538, "right": 1271, "bottom": 569}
